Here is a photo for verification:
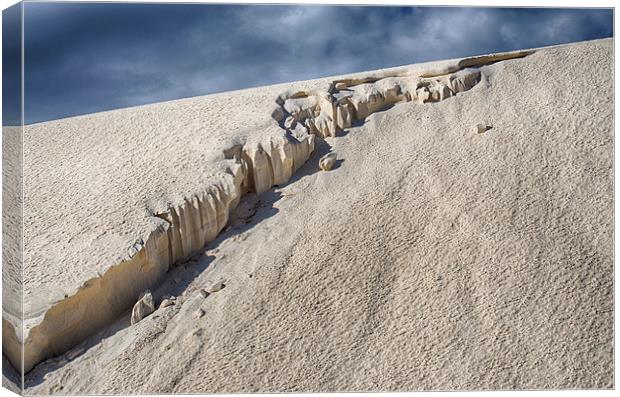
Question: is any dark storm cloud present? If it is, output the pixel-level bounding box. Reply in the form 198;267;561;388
2;2;22;126
10;3;614;124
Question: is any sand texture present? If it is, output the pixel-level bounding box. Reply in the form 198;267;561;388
2;126;23;393
4;38;614;392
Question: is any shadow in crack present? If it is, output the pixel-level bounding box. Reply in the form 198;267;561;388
24;304;135;387
2;355;21;393
331;159;345;170
292;137;333;178
210;190;282;245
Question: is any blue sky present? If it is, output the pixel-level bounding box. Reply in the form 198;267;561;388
2;3;614;125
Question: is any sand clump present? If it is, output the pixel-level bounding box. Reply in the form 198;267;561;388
319;153;338;171
130;291;155;325
206;282;226;293
159;298;175;309
474;124;492;134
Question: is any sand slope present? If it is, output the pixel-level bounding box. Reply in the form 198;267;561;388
8;38;531;373
9;38;615;392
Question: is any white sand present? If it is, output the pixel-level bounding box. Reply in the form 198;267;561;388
4;38;614;391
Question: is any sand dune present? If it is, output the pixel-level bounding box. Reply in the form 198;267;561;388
3;38;613;392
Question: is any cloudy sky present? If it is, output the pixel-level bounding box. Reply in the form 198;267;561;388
2;3;614;125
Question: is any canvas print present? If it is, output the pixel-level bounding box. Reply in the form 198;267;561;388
1;1;614;394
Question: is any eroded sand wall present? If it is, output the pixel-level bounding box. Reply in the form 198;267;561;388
8;50;533;373
21;224;170;373
12;133;315;373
